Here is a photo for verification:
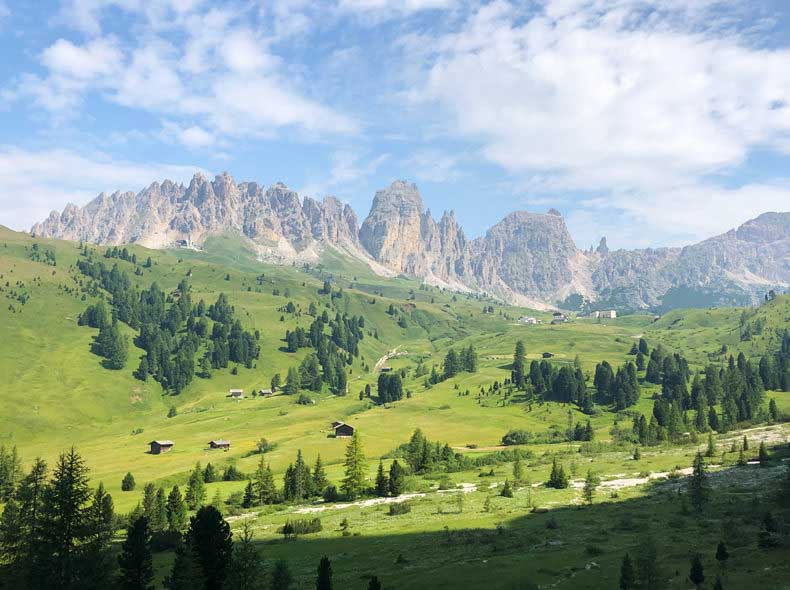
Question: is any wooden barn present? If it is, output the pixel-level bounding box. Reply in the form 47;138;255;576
149;440;174;455
229;389;244;399
332;421;355;437
208;439;231;450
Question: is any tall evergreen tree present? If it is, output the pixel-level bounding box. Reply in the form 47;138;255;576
166;486;188;532
117;516;155;590
185;463;206;510
39;447;93;590
341;431;367;500
689;554;705;589
512;340;527;388
228;521;263;590
388;460;406;496
312;455;328;494
689;452;710;512
316;556;333;590
375;461;389;497
185;506;233;590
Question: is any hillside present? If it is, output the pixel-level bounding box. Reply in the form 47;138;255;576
1;226;789;589
30;175;790;310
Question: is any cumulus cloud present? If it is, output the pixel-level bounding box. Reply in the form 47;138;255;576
0;146;203;230
408;0;790;244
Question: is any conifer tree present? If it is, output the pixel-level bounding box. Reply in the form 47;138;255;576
689;554;705;589
117;516;154;590
316;556;333;590
341;431;366;500
512;340;527;388
186;506;233;590
271;559;294;590
512;452;523;483
758;441;769;466
388;460;406;496
619;553;636;590
583;469;599;505
185;463;206;510
312;455;328;495
375;462;389;497
122;472;136;491
547;458;569;489
166;486;188;532
252;458;276;505
164;541;205;590
500;480;513;497
715;541;729;566
367;576;383;590
689;452;709;513
242;482;256;508
228;521;263;590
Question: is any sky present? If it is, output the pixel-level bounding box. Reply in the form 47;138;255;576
1;0;790;249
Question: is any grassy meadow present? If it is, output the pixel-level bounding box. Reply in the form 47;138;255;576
0;225;788;589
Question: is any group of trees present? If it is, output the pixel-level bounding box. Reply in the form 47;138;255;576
377;372;404;403
284;311;365;395
77;256;259;393
441;345;478;380
282;452;328;502
593;360;640;410
0;449;115;589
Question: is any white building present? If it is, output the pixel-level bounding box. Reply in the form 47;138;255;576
590;310;617;319
518;316;538;324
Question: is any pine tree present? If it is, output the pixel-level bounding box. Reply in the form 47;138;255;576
122;472;136;491
375;462;389;497
737;449;747;466
312;455;328;495
512;340;527;388
705;433;716;458
228;521;263;590
388;460;406;496
583;469;599;505
117;516;155;590
39;447;93;589
186;506;233;590
500;480;513;497
271;559;294;590
284;366;300;395
185;463;206;510
367;576;383;590
633;447;641;461
341;431;366;500
164;541;205;590
316;556;333;590
242;481;256;508
547;458;569;489
689;554;705;589
166;486;188;532
689;452;709;513
512;452;523;483
252;458;276;505
619;553;636;590
758;441;769;466
12;458;48;588
0;498;23;587
715;541;729;566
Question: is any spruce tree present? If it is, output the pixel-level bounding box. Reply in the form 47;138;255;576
619;553;636;590
689;452;709;512
253;458;276;505
39;447;93;589
117;516;154;590
312;455;328;495
164;541;205;590
166;486;188;532
512;340;527;388
186;506;233;590
375;461;389;497
715;541;729;566
316;556;332;590
388;460;406;496
758;442;769;466
185;463;206;510
512;452;523;483
242;482;256;508
271;559;294;590
705;433;716;458
583;469;599;505
367;576;383;590
228;521;263;590
689;554;705;589
341;431;366;500
122;472;136;491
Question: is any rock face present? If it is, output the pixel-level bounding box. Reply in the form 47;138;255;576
31;175;790;309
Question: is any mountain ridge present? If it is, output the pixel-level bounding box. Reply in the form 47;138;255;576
30;173;789;310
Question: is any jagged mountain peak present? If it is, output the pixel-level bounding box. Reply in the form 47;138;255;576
29;175;789;309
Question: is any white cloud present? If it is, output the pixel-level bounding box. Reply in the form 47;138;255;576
0;146;203;231
407;0;790;244
299;150;388;198
405;149;462;183
13;4;358;140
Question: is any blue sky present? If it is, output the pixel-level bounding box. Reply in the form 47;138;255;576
1;0;790;249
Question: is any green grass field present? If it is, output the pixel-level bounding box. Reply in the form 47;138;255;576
1;226;788;589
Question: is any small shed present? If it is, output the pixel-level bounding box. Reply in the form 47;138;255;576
208;439;231;450
259;389;273;396
333;422;355;437
149;440;174;455
229;389;244;399
380;366;393;372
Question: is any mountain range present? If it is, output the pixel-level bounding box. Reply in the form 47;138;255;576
30;173;789;311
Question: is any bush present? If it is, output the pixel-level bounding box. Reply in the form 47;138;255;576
281;518;322;537
296;393;314;405
501;429;532;446
542;352;554;358
256;438;276;454
121;472;135;491
389;502;412;516
222;464;246;481
323;485;339;502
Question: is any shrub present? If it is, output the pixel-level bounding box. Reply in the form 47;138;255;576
121;472;135;491
281;518;322;538
501;429;532;445
222;464;246;481
256;438;276;454
296;393;314;405
389;502;412;516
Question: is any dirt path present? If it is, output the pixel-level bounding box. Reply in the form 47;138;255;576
570;467;695;491
373;346;403;372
